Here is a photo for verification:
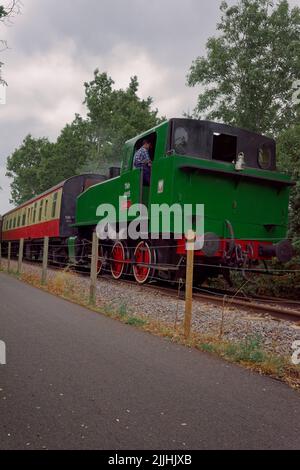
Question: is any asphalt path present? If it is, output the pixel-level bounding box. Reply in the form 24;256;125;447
0;272;299;450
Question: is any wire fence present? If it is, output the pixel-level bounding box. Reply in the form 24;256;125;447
0;236;196;336
1;236;299;272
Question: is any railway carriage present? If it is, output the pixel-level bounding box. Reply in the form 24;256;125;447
1;174;105;262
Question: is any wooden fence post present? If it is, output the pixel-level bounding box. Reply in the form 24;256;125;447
7;242;11;272
41;237;49;285
89;231;98;305
184;230;195;339
17;238;24;275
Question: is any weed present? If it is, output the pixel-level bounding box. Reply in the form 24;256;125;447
223;335;266;363
223;343;238;357
102;303;115;317
118;303;128;319
126;317;146;327
199;343;216;353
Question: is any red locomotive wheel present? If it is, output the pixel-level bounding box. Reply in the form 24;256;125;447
111;241;126;280
133;241;155;284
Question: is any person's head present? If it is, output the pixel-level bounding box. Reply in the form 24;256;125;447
143;139;151;150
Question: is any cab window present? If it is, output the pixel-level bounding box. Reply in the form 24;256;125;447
212;133;237;163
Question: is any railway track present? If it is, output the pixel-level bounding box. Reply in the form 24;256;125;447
193;291;300;323
98;274;300;324
2;257;300;324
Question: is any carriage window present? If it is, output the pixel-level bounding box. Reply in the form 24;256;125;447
39;200;44;221
17;215;21;227
212;133;237;163
22;213;26;226
13;218;16;228
45;199;48;218
52;193;58;218
33;203;37;223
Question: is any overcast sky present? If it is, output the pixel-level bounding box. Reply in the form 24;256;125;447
0;0;299;214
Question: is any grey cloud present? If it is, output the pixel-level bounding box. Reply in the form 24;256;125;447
1;0;224;213
11;0;220;59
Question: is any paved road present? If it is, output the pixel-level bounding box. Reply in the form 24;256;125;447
0;272;299;450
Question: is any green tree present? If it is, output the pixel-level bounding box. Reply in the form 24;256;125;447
0;2;21;23
277;124;300;247
5;117;93;205
6;71;163;205
6;135;55;205
0;5;7;19
83;71;163;172
37;115;93;188
187;0;300;136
